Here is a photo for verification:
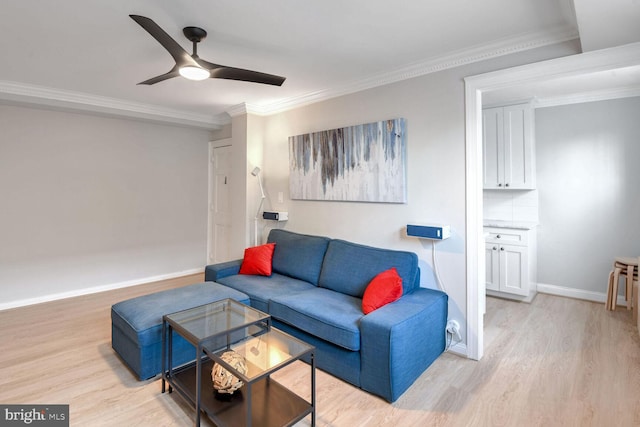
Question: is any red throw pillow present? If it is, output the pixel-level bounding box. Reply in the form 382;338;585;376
239;243;276;276
362;267;403;314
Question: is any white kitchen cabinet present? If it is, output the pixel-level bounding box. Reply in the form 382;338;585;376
484;226;537;301
483;103;535;190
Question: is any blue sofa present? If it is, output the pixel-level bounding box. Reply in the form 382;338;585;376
205;229;448;402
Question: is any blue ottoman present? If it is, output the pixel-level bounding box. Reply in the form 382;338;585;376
111;282;250;380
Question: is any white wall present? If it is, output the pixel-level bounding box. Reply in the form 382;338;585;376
535;96;640;293
247;41;581;343
0;105;211;309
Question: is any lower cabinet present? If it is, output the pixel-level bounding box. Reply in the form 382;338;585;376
484;226;537;300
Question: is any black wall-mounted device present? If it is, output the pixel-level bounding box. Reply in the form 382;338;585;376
262;211;288;221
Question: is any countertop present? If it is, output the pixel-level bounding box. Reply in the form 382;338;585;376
483;219;538;230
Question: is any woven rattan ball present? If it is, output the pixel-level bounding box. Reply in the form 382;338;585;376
212;350;247;394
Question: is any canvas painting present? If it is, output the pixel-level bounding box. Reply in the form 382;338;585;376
289;118;407;203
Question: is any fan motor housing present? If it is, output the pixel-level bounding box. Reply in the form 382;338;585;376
183;26;207;42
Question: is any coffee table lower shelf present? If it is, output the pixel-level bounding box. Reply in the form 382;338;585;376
167;360;313;427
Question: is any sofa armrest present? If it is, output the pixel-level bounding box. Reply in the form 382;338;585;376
359;288;448;402
204;260;242;282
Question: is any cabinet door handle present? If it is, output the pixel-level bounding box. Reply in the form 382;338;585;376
493;246;497;250
505;183;510;187
498;183;503;187
496;235;501;239
500;247;504;251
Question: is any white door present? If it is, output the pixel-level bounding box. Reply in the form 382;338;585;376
208;143;232;264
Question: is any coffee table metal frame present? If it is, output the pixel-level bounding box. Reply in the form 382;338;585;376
161;299;316;427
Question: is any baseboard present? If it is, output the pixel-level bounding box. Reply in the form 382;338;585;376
446;341;468;357
0;268;204;311
486;288;537;303
536;282;627;306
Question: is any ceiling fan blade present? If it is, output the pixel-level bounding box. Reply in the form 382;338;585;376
212;67;286;86
130;14;197;67
196;58;285;86
138;68;180;85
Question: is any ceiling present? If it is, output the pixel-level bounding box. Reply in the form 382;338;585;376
0;1;638;128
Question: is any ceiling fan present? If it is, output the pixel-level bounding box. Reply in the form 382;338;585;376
129;15;286;86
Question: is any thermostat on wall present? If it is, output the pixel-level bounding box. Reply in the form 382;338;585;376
263;211;288;221
406;224;450;240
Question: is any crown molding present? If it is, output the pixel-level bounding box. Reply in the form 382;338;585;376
226;102;274;117
0;80;224;130
226;103;249;117
250;24;579;115
535;86;640;108
227;102;270;117
465;42;640;93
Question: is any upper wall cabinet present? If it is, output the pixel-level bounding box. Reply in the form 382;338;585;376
483;103;536;190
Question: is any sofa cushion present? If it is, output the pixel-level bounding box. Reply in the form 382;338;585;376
318;239;420;297
362;267;403;314
267;229;330;285
239;243;275;276
270;288;363;351
216;273;316;314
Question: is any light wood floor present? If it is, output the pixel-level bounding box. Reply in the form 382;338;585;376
1;275;639;426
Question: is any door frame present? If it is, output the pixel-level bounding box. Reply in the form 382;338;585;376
207;139;232;265
464;42;640;360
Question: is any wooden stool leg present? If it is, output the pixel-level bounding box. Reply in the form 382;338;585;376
606;270;615;311
636;280;640;331
611;267;622;310
626;264;634;310
633;281;638;324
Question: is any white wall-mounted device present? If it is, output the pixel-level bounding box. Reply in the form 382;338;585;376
263;211;288;221
406;224;450;240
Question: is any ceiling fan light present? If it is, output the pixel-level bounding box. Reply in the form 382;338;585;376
179;66;210;81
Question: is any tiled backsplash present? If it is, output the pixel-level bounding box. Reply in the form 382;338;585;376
483;190;539;223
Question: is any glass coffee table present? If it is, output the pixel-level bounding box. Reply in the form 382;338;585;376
162;299;316;427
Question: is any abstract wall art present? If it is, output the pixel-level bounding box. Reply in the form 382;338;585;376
289;118;407;203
